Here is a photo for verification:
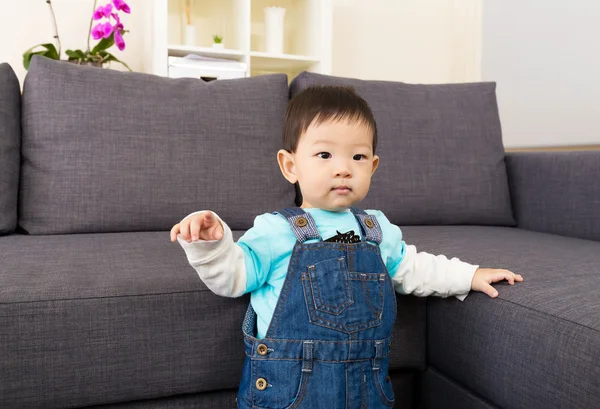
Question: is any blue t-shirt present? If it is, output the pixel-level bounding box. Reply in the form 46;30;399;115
236;208;406;339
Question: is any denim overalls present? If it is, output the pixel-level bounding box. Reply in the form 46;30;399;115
237;207;397;409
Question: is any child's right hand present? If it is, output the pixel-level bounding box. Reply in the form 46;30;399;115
170;211;224;243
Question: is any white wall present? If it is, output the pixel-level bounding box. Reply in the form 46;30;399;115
2;0;480;86
482;1;600;148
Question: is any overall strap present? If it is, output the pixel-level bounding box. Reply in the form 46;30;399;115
274;208;322;243
350;207;383;244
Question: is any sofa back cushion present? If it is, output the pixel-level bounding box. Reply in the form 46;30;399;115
20;57;294;234
0;63;21;235
290;72;515;226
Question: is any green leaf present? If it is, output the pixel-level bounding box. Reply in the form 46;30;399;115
23;51;46;71
102;52;132;71
22;43;60;70
91;34;115;55
65;49;86;60
37;43;59;59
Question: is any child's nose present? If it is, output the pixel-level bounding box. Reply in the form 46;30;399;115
334;161;352;178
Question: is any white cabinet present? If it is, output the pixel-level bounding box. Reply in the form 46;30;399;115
146;0;332;80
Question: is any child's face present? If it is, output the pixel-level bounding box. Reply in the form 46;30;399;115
278;119;379;211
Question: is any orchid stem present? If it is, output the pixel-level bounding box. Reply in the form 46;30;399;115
87;0;98;52
46;0;61;57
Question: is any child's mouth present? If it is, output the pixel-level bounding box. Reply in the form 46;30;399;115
332;186;352;195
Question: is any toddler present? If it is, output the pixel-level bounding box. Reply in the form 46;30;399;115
170;86;523;409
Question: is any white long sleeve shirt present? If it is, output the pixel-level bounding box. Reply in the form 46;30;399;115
177;209;478;338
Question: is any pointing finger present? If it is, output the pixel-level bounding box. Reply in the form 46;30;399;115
202;211;215;228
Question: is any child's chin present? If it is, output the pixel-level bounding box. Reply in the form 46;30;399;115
325;199;360;211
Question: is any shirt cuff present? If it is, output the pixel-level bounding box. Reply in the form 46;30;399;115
176;211;233;263
452;263;479;301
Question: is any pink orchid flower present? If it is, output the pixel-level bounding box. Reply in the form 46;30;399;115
111;13;126;50
91;21;114;40
112;0;130;13
93;3;113;20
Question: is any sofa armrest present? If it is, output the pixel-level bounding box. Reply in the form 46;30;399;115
505;151;600;241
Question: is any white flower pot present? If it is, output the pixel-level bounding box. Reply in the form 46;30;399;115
264;6;286;54
212;43;224;49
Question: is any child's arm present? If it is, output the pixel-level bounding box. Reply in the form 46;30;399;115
372;210;522;299
170;211;247;297
391;243;477;300
393;245;523;299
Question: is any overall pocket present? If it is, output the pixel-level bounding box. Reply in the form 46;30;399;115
302;257;385;333
307;257;353;315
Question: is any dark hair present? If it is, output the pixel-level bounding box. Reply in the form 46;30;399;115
283;85;377;153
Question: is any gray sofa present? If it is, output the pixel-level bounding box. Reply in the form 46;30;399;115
1;56;598;409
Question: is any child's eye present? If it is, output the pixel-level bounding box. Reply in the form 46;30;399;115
353;154;367;161
317;152;331;159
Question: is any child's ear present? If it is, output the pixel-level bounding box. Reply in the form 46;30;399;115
277;149;298;184
371;155;380;175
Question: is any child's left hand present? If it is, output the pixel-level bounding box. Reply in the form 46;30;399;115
471;268;524;298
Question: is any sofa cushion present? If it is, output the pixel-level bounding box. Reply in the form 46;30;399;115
20;56;295;234
0;230;425;409
506;151;600;242
290;72;515;227
420;367;498;409
0;63;20;235
400;225;600;409
85;373;417;409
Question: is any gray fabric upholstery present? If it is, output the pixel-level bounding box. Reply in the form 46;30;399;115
0;232;246;409
289;72;515;227
397;226;600;409
0;63;20;235
506;151;600;242
0;231;424;409
420;367;499;409
389;371;417;409
20;56;295;234
88;372;416;409
87;389;240;409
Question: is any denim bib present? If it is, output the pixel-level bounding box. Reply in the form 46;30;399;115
237;207;397;409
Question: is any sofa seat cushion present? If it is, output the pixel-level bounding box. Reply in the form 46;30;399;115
401;226;600;409
0;231;425;409
0;231;247;409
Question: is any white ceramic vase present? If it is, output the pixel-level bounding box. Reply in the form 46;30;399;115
184;25;196;46
264;7;286;54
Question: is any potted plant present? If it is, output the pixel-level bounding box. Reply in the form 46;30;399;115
212;34;224;49
22;0;131;71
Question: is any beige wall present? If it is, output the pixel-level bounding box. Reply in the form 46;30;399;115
2;0;481;86
331;0;481;83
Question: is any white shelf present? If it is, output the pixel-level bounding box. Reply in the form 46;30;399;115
148;0;332;79
168;45;246;61
250;51;320;71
